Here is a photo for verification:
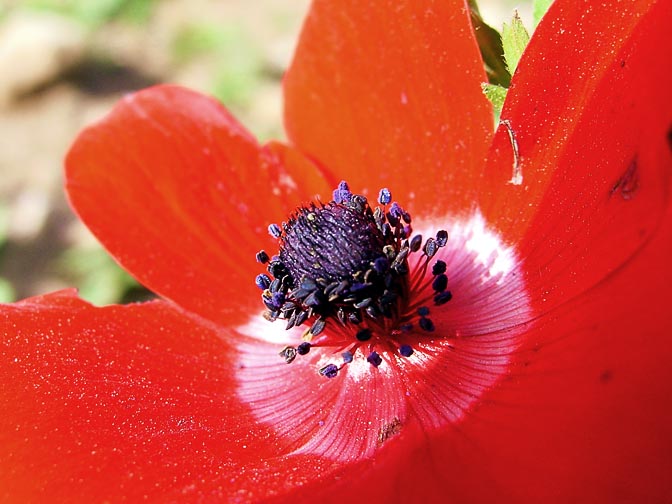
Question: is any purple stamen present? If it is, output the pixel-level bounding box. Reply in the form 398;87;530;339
319;363;339;378
367;351;383;367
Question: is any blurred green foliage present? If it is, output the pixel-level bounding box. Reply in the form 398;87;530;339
172;23;263;109
0;204;15;303
0;204;8;249
59;247;144;306
23;0;155;26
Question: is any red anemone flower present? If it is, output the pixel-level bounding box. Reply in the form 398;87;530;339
2;0;672;502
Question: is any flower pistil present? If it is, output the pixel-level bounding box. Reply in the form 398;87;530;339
255;181;452;377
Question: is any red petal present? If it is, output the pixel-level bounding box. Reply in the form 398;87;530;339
284;0;493;216
446;201;672;502
483;0;672;310
0;291;294;501
236;328;409;461
66;85;330;325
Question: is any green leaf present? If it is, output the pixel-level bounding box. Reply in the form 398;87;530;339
467;0;511;87
502;11;530;75
533;0;555;27
481;83;507;125
481;83;507;109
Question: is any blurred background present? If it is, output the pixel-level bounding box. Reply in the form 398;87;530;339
0;0;530;305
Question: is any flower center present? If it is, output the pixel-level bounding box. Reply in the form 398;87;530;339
255;181;451;377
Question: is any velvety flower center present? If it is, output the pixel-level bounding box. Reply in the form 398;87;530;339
255;181;452;377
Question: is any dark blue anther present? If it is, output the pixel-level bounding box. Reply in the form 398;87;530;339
319;363;339;378
399;323;413;332
373;256;389;274
399;345;414;357
434;290;453;305
270;291;285;309
367;351;383;367
300;278;318;291
310;318;326;336
432;273;448;292
417;306;430;317
410;234;423;252
332;181;352;204
269;278;281;293
256;250;270;264
290;286;312;300
419;317;435;332
349;282;368;292
347;194;367;212
255;274;271;290
379;290;397;306
436;230;448;247
354;298;372;309
386;212;400;227
281;301;296;312
262;297;277;312
303;290;325;307
324;281;342;296
423;238;438;258
342;351;353;363
378;188;392;205
297;342;311;355
279;346;297;364
432;260;447;276
389;202;403;219
267;260;287;279
268;223;282;238
356;328;372;341
285;312;297;330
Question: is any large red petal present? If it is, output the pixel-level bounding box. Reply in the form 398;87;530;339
284;0;493;218
66;85;330;325
438;190;672;503
483;0;672;311
0;292;286;501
